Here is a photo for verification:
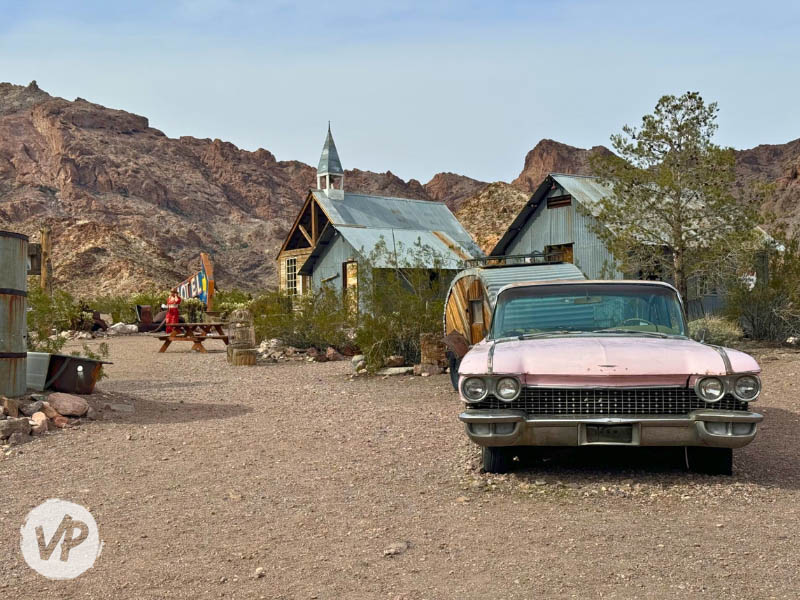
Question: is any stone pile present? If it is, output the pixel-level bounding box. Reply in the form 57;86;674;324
256;339;350;364
0;392;96;447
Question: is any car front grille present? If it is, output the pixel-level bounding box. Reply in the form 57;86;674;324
470;387;749;415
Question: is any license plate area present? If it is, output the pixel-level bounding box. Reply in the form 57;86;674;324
583;424;635;444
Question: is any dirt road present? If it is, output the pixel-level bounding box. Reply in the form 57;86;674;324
2;336;799;599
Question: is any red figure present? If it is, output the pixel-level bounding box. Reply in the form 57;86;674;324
166;288;181;333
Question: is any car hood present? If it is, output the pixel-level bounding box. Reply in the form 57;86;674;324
459;336;760;386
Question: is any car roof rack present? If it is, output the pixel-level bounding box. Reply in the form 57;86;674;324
464;251;566;269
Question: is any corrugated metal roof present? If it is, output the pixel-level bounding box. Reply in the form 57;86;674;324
317;125;344;175
335;226;472;270
551;174;613;216
310;190;482;258
451;263;587;307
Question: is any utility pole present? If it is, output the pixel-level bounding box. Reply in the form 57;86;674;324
40;225;52;295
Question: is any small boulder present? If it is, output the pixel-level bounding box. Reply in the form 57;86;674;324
325;347;345;361
384;355;405;368
414;363;444;377
0;417;32;439
351;354;365;366
3;397;20;418
376;366;414;376
8;431;31;446
30;412;48;434
40;401;60;419
48;393;89;417
19;400;44;417
85;407;98;420
52;415;69;429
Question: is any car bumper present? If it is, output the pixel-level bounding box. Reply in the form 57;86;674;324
459;409;763;448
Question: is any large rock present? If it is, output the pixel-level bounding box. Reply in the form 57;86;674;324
48;393;89;417
0;417;32;439
19;400;44;417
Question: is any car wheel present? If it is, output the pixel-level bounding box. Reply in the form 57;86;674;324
482;446;514;474
685;447;733;476
448;352;461;391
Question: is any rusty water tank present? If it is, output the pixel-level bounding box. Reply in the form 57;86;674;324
0;230;28;397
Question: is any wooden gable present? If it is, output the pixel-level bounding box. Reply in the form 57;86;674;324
277;192;332;258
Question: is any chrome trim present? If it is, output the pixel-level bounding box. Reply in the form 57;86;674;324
694;376;725;403
461;376;490;403
459;409;763;448
495;376;522;402
487;341;496;375
695;374;761;403
521;383;687;390
710;345;733;375
460;375;522;403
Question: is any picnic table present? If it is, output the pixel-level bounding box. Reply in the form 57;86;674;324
156;323;229;353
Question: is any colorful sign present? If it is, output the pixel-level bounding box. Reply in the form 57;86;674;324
176;253;215;309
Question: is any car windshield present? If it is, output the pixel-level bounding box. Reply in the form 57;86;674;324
490;283;687;339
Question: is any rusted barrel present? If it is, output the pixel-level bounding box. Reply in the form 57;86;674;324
0;230;28;397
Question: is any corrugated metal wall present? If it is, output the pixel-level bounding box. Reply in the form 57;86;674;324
310;233;360;293
503;185;622;280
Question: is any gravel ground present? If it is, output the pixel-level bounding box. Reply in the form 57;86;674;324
2;336;799;599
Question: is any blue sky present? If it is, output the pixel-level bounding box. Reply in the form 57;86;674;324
1;1;798;183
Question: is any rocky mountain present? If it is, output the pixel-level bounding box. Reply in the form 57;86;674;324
733;139;800;228
455;183;530;254
423;172;486;211
511;139;612;193
0;82;472;295
2;80;799;295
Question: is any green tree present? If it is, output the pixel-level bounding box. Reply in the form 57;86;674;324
590;91;759;299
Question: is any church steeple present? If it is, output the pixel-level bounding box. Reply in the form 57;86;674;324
317;123;344;199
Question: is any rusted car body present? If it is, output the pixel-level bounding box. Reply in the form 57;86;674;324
457;280;763;475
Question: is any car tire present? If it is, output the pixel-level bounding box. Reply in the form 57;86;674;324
482;446;514;474
685;447;733;476
448;352;461;391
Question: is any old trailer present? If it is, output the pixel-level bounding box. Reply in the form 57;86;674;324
442;255;586;388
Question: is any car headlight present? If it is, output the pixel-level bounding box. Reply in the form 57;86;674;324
495;377;520;401
696;377;725;403
733;375;760;401
462;377;488;402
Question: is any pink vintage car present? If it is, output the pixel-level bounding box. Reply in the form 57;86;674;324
458;280;763;475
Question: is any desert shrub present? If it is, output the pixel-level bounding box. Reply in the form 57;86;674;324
354;240;455;370
249;239;457;367
215;289;253;305
724;236;800;342
251;287;353;350
93;290;169;323
688;317;743;346
182;298;206;322
26;284;78;353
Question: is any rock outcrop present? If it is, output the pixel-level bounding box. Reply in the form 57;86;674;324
455;183;531;254
2;80;799;294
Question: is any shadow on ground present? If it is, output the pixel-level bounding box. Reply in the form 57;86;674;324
488;405;799;489
88;393;252;426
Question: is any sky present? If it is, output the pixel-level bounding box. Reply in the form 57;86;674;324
1;0;799;183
